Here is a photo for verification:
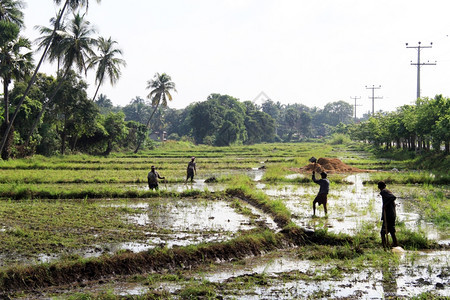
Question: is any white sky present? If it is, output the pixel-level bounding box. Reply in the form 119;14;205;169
22;0;450;116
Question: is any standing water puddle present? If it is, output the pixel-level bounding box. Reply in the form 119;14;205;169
260;173;449;244
86;248;448;299
97;198;277;255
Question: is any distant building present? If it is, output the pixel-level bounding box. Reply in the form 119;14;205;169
149;131;167;141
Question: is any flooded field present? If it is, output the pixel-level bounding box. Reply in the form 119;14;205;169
28;248;449;299
0;144;448;298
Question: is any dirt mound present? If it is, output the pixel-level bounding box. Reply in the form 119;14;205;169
299;157;362;173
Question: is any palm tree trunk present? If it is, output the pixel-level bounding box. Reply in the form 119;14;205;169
133;103;159;153
3;79;9;124
92;74;104;101
92;83;101;102
0;0;69;158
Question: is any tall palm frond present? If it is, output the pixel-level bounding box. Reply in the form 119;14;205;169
146;72;177;109
54;0;101;11
57;12;97;75
88;36;126;101
34;14;67;71
0;0;25;28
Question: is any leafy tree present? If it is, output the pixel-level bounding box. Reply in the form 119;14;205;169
94;93;113;114
88;36;126;101
0;0;102;157
322;100;353;126
0;33;33;124
122;96;151;124
244;101;275;144
102;111;128;155
164;106;192;139
25;12;97;146
49;70;96;154
123;120;147;150
261;99;282;120
190;99;222;144
215;109;246;146
0;21;33;159
8;73;54;155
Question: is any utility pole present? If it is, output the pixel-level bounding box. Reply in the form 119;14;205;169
350;96;361;121
406;42;436;100
365;85;382;116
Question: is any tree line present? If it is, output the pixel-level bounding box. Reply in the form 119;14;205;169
1;0;448;158
346;95;449;153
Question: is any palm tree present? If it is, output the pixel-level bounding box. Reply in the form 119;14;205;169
134;72;176;153
58;12;97;75
88;36;126;101
0;36;33;122
34;14;67;72
24;12;97;147
0;0;101;157
0;0;25;28
0;35;33;159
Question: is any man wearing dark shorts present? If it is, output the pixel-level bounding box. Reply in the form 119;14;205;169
378;181;398;248
312;171;330;216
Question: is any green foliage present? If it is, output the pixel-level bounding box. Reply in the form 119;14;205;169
328;133;351;145
351;95;450;155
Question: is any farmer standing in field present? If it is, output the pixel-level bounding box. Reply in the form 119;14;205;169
378;181;399;248
312;170;330;216
185;156;197;183
148;165;165;190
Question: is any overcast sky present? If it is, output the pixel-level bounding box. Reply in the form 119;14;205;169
22;0;450;116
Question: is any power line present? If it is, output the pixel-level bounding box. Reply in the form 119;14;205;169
350;96;361;121
406;41;436;100
365;85;382;116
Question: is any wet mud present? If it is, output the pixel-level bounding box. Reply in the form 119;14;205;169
1;168;449;298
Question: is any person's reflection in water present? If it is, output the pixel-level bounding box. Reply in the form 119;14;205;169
381;264;398;299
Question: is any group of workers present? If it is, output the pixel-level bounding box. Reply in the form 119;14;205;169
147;156;197;190
311;169;398;249
148;157;398;249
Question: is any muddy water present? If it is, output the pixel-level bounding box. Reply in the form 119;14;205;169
197;249;450;299
155;168;265;192
10;168;450;299
2;196;277;266
56;248;448;299
194;249;449;299
260;173;449;244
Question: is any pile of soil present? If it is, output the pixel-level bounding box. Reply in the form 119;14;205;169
298;157;363;173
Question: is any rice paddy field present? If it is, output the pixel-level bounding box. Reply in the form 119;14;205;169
0;142;448;299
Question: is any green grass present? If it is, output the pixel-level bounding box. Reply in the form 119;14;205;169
0;142;447;297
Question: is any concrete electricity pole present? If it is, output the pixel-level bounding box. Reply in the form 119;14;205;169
365;85;382;116
350;96;361;121
406;42;436;100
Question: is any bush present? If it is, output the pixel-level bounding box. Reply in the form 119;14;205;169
329;133;351;145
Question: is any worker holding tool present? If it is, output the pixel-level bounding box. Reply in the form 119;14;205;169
378;181;399;249
309;157;329;216
148;165;165;190
312;170;329;216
